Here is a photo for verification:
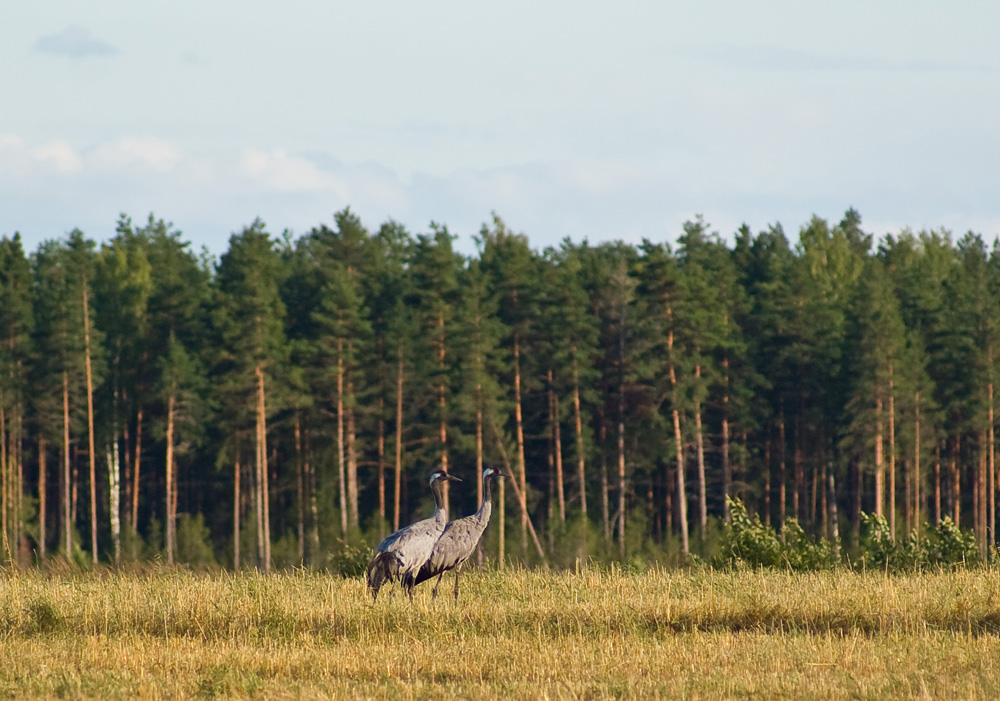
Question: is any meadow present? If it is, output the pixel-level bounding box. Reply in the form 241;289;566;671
2;564;1000;699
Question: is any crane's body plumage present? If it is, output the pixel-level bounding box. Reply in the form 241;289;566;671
365;470;460;601
412;466;501;598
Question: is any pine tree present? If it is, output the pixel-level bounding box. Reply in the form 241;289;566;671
215;219;288;571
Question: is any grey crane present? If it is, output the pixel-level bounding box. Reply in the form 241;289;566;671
411;465;503;599
365;469;462;601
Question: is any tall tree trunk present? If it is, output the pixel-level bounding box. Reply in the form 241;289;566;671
107;441;120;565
62;370;71;558
132;407;143;533
553;376;566;524
889;365;896;539
763;435;771;526
476;383;485;566
695;364;707;543
394;348;404;531
234;440;240;570
600;417;610;542
295;413;305;562
617;382;626;558
986;380;997;550
307;426;319;558
83;282;97;564
1;400;8;564
778;409;786;528
952;436;960;526
347;377;359;530
934;444;941;525
377;398;385;537
437;312;450;512
165;391;175;564
513;332;527;553
672;406;687;555
336;344;347;536
875;394;885;516
828;465;840;558
109;365;121;564
572;357;587;518
39;436;47;559
914;391;921;536
256;365;271;572
721;357;731;521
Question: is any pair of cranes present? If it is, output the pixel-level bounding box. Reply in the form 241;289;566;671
365;466;502;601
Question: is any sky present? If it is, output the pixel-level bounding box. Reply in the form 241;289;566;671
2;2;999;258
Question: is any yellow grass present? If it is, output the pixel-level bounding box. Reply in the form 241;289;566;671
2;565;1000;698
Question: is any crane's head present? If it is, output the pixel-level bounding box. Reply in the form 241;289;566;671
428;470;462;488
483;465;503;481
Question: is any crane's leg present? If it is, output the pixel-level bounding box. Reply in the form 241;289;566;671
453;567;460;600
432;572;444;599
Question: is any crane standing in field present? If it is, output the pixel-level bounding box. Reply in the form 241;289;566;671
411;465;503;599
365;469;462;601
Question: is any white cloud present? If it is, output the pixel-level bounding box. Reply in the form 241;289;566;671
34;141;83;173
239;148;347;197
33;25;118;58
92;136;181;172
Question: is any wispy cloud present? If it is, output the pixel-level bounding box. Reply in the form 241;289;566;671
34;25;118;58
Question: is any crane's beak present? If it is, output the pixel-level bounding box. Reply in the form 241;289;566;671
444;473;463;482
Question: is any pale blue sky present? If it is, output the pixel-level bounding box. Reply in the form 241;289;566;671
3;2;999;256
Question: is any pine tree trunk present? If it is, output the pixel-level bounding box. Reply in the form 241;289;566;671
934;444;941;525
952;436;961;526
347;377;359;531
889;365;896;539
62;371;71;558
722;357;731;522
83;282;97;564
779;409;787;527
295;413;305;562
695;364;706;543
875;394;885;516
914;391;921;536
165;391;175;565
39;436;47;559
336;344;347;536
437;313;450;513
600;417;610;542
256;365;271;572
668;321;688;555
513;332;527;554
1;400;8;564
234;440;240;570
377;398;385;536
394;348;404;531
828;466;840;558
763;436;771;526
132;407;143;532
476;383;485;566
553;377;566;524
986;380;997;550
573;357;587;518
617;388;626;557
307;426;319;558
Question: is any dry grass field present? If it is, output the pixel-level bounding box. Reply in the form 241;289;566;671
2;564;1000;699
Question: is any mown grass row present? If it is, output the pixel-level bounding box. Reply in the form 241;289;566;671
1;566;1000;698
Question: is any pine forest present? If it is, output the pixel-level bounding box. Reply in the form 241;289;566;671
2;206;999;571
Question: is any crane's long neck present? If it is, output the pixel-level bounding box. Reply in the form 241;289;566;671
431;481;448;523
475;477;494;525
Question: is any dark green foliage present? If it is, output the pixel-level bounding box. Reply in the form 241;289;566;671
719;497;836;571
858;513;980;571
6;206;1000;573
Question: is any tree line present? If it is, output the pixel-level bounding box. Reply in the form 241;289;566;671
0;207;997;570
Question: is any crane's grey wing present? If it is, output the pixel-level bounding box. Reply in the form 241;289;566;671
426;519;480;572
